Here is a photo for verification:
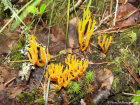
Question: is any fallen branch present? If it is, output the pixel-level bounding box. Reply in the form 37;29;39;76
4;76;16;87
88;62;111;65
122;92;140;96
94;21;140;34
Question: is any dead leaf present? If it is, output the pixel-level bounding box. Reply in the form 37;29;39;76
115;3;139;27
0;91;8;103
8;86;23;99
0;84;5;91
119;0;128;4
50;83;56;90
67;17;79;49
95;68;114;90
0;67;15;83
0;76;4;83
100;52;106;59
0;29;19;54
48;91;55;103
0;67;16;87
35;26;66;54
59;48;73;54
128;0;136;2
73;49;79;54
66;48;72;54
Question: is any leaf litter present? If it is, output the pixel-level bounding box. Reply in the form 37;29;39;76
1;0;140;104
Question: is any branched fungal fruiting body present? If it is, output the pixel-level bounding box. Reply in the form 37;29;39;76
27;35;50;67
98;34;112;53
78;9;96;51
45;54;88;90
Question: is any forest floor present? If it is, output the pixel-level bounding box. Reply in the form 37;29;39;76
0;0;140;105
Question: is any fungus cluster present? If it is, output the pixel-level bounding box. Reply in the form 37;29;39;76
78;9;96;51
45;54;88;90
27;35;50;67
98;34;112;53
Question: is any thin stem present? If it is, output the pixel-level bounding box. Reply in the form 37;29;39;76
0;0;34;33
113;0;118;26
9;0;42;32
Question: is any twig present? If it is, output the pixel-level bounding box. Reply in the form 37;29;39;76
94;22;140;34
69;0;83;13
94;13;113;31
102;5;108;20
88;62;111;65
113;0;118;26
129;83;136;93
4;76;16;87
8;60;30;62
110;0;112;14
122;92;140;96
121;60;140;87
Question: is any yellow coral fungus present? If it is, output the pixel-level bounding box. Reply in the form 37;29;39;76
46;54;88;90
78;9;96;51
27;35;50;67
40;47;50;66
65;54;88;80
45;63;73;90
98;34;112;53
27;35;42;67
46;63;63;82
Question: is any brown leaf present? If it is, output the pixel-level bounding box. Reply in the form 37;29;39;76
119;0;128;4
0;76;4;83
0;67;15;83
8;86;23;99
66;48;72;54
73;49;79;54
0;84;5;91
95;68;114;90
50;83;56;90
0;75;5;91
67;37;75;48
0;29;19;54
67;17;79;49
99;52;106;59
128;0;136;3
50;26;66;42
50;33;58;42
48;91;55;103
0;91;8;103
115;3;139;27
35;26;66;54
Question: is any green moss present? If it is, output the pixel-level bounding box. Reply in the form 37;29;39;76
37;98;44;105
67;81;81;94
0;60;4;67
112;77;120;92
54;102;61;105
18;93;25;99
9;38;26;70
114;93;123;101
131;90;140;105
73;82;81;94
86;87;92;94
85;71;95;84
17;88;41;104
